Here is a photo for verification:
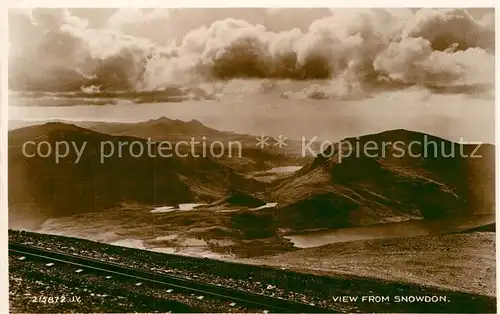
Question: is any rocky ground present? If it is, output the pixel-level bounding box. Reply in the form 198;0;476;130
9;252;263;313
9;230;496;313
250;232;496;297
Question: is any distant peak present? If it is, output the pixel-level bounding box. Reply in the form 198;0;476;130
151;116;174;123
41;121;81;131
374;129;420;136
345;128;452;144
9;121;92;140
187;119;204;125
146;117;206;126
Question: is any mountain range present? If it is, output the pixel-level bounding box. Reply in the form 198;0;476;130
8;119;495;234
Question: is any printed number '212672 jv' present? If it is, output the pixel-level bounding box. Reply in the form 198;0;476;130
31;296;82;304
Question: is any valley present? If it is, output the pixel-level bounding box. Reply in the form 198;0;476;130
8;119;496;260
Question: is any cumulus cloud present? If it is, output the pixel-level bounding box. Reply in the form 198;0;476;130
402;8;495;51
8;8;495;94
373;38;494;85
106;8;171;29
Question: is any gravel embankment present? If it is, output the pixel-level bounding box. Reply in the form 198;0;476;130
250;232;496;297
9;230;496;313
10;253;260;313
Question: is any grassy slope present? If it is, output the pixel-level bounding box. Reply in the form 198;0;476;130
268;129;495;231
249;232;496;297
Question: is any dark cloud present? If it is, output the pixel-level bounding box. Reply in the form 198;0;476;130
8;8;495;93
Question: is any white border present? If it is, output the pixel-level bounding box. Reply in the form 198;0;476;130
5;1;499;8
1;3;499;314
1;3;8;314
495;7;499;314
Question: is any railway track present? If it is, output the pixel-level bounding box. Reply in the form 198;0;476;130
9;242;334;313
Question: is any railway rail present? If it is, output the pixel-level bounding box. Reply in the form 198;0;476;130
9;242;335;313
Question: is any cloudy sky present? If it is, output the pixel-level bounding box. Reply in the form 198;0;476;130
8;8;495;92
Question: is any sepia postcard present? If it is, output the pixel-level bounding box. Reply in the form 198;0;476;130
4;6;497;313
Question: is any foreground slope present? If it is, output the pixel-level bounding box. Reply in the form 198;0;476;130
250;231;495;297
9;230;497;313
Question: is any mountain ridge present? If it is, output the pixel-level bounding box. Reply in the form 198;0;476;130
8;122;264;225
265;128;494;231
8;121;495;235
